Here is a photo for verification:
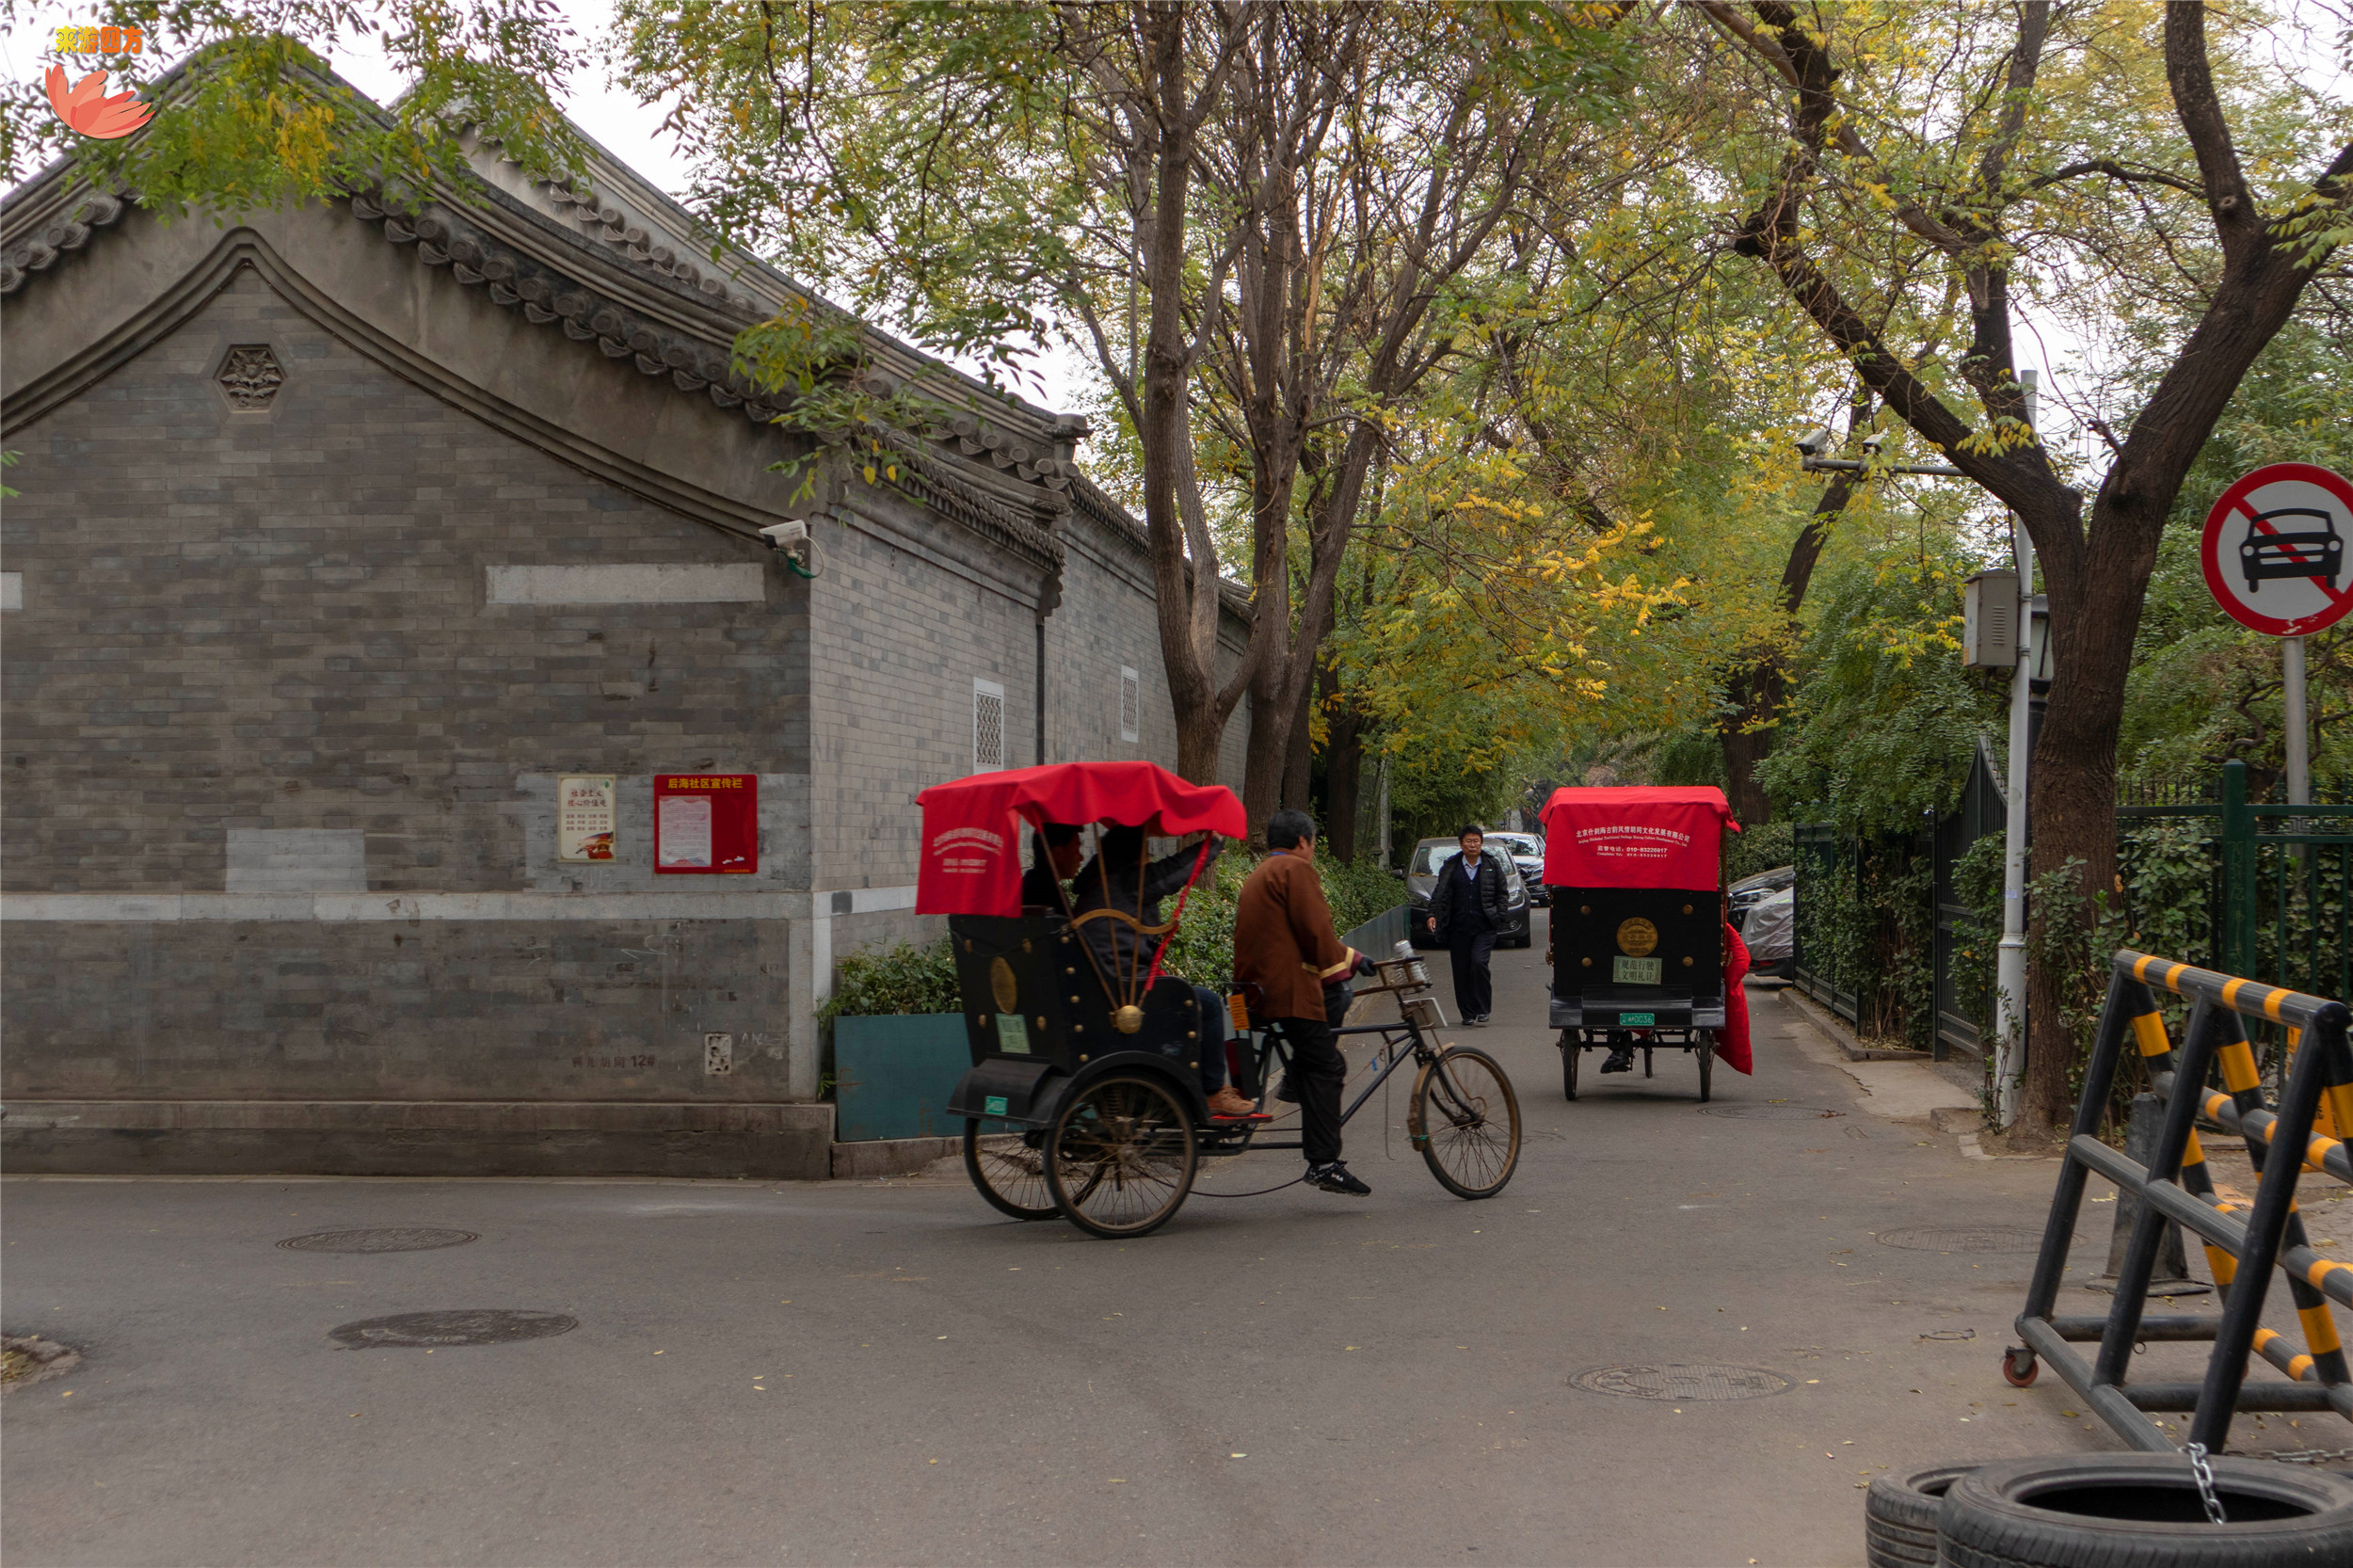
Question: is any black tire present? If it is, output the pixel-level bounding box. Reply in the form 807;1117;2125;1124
1044;1076;1197;1240
963;1120;1055;1221
1697;1036;1715;1103
1864;1464;1974;1568
1561;1035;1579;1101
1413;1046;1521;1198
1938;1452;2353;1568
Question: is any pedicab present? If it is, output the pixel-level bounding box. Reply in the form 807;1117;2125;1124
918;760;1521;1239
1543;785;1748;1102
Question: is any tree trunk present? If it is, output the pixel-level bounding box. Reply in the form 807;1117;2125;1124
1281;653;1322;812
1719;464;1857;824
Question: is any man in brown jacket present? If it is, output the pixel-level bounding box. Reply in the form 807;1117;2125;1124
1233;809;1375;1194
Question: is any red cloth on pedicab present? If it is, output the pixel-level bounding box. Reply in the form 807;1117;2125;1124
1718;923;1753;1076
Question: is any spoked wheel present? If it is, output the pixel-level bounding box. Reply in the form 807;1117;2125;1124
1697;1036;1716;1104
1412;1046;1521;1199
963;1120;1056;1221
1045;1076;1197;1240
1560;1031;1580;1101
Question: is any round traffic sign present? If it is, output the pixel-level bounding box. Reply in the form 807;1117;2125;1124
2200;462;2353;637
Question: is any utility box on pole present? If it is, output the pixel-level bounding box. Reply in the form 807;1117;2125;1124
1963;570;2021;669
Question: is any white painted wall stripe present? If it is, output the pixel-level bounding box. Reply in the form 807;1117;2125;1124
486;564;766;604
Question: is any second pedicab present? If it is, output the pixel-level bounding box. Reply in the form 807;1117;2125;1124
914;760;1522;1239
1542;784;1750;1102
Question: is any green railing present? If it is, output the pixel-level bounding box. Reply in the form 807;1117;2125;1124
2116;760;2352;1010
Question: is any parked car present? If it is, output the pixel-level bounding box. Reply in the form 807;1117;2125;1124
1728;863;1795;936
1483;831;1548;905
1740;886;1796;980
1404;838;1533;950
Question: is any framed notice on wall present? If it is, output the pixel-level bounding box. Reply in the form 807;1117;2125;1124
557;776;616;861
654;774;758;873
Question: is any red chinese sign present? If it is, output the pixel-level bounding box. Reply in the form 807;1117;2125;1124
653;774;758;874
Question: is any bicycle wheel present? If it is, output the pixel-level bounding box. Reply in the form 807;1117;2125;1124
964;1120;1056;1221
1045;1076;1197;1239
1697;1035;1715;1103
1412;1046;1520;1199
1560;1031;1579;1101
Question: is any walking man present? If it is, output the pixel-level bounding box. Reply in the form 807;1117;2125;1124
1234;809;1375;1195
1425;824;1506;1025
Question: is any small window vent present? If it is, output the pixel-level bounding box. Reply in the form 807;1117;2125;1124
974;679;1006;771
1119;666;1142;744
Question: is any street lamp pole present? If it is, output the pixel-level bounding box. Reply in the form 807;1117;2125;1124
1992;370;2040;1132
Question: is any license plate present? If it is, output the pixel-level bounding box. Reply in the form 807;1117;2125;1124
1618;1012;1657;1027
994;1013;1032;1054
1613;955;1662;984
984;1095;1010;1116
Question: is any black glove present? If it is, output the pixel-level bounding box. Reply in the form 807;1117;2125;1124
1354;953;1379;979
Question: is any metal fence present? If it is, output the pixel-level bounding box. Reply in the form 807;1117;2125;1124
1796;759;2352;1059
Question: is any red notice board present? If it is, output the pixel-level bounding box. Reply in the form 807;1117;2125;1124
654;774;758;874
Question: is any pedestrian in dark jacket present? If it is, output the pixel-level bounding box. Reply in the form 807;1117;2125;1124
1424;824;1508;1025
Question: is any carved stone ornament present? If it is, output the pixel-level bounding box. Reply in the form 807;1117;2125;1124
216;344;285;411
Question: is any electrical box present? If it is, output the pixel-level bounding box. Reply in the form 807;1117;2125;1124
1964;569;2021;669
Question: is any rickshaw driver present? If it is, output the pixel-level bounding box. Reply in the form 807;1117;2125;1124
1233;809;1380;1195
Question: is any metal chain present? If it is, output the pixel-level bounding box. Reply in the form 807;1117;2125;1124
2185;1443;2229;1525
2242;1447;2353;1466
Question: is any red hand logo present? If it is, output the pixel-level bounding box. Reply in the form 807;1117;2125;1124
44;64;153;140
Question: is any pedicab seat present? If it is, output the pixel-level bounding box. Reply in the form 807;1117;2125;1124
939;912;1208;1129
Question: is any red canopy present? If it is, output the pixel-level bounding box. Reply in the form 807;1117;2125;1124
1540;786;1740;889
915;760;1247;917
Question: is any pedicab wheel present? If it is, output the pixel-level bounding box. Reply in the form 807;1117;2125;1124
1044;1076;1197;1240
1561;1032;1580;1101
1697;1035;1715;1103
963;1119;1056;1221
2000;1344;2039;1387
1412;1046;1521;1199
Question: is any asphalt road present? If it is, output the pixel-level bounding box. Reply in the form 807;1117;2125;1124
0;911;2239;1566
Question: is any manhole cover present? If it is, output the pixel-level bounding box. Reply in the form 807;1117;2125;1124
278;1227;479;1253
1570;1364;1791;1402
328;1310;576;1350
1697;1105;1845;1120
1877;1226;2041;1253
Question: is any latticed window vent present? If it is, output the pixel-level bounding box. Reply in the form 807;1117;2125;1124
1119;666;1141;743
973;679;1006;771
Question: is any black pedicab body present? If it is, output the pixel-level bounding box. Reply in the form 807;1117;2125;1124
916;761;1520;1238
1540;786;1739;1103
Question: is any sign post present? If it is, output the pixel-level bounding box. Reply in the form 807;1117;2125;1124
2200;462;2353;812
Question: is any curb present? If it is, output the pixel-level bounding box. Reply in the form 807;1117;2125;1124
1773;984;1931;1063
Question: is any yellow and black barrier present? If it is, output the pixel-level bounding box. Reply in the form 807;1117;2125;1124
2008;951;2353;1454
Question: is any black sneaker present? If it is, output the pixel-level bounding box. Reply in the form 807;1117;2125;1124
1307;1161;1370;1196
1601;1050;1634;1074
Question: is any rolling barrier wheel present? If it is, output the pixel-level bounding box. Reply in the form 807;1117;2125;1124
2000;1345;2039;1387
963;1120;1055;1221
1044;1076;1196;1240
1413;1047;1521;1199
1937;1452;2353;1568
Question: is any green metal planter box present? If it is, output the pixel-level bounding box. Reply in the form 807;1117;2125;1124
832;1013;969;1143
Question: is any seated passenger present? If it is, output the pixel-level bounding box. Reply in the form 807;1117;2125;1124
1019;822;1084;910
1073;824;1256;1120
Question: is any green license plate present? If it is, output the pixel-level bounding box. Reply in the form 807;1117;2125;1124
983;1095;1009;1116
1617;1012;1657;1027
1613;955;1662;984
994;1014;1032;1054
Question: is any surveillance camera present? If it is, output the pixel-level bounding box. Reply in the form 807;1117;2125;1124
1795;425;1834;457
759;519;810;550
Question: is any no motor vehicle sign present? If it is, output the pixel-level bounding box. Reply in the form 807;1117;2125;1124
2200;462;2353;637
